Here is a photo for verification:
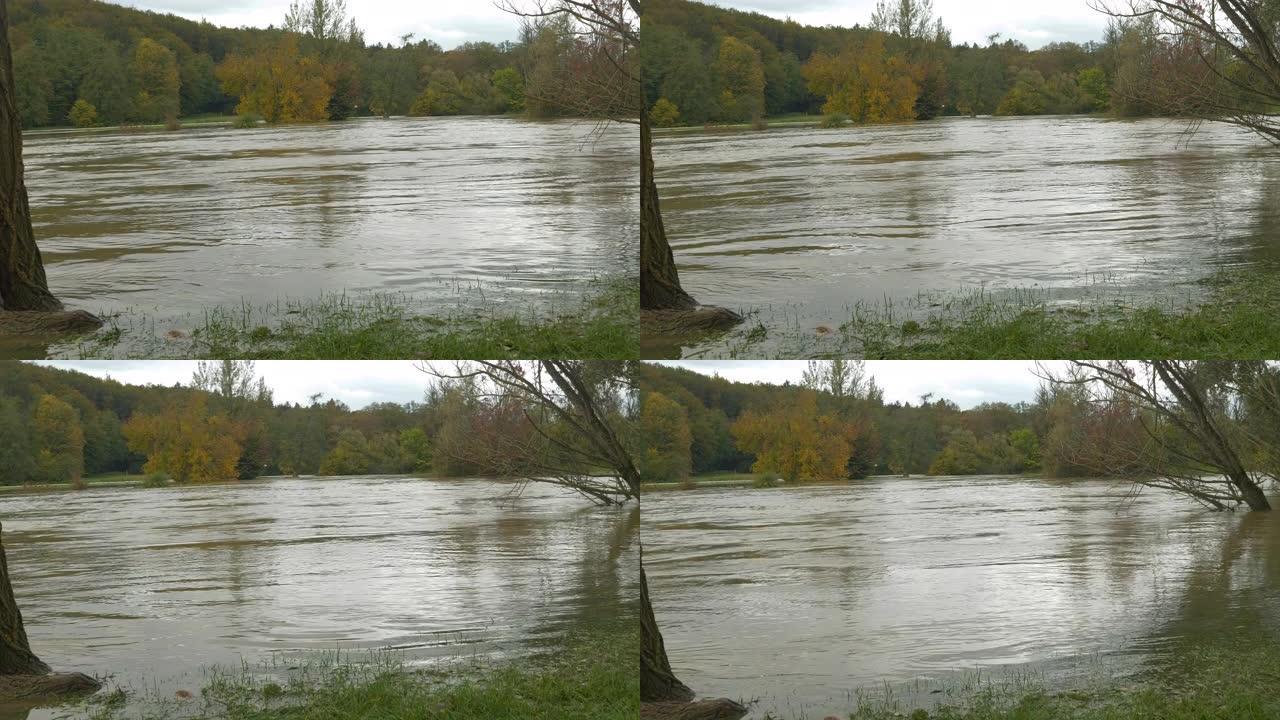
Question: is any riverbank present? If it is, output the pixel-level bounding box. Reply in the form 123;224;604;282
668;267;1280;359
840;630;1280;720
65;623;636;720
58;275;636;360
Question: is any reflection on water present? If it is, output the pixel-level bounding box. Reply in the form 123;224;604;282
655;117;1280;356
0;476;638;720
23;117;637;319
643;476;1280;719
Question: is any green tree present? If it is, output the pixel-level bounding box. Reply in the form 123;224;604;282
0;396;34;484
492;67;525;112
67;99;97;127
640;391;693;483
712;35;766;122
928;429;981;475
649;97;679;127
319;428;372;475
33;394;85;484
130;38;181;123
399;427;431;473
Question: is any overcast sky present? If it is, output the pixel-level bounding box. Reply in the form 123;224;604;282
118;0;521;49
32;361;440;409
653;361;1068;408
707;0;1110;49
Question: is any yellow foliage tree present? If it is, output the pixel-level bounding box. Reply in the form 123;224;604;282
131;38;181;123
731;391;852;482
804;35;918;124
217;38;333;124
639;391;692;482
712;36;766;122
123;395;244;483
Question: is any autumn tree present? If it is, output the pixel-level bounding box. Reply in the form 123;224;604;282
639;390;692;482
123;395;244;483
130;38;180;123
732;391;852;482
871;0;939;40
805;35;919;123
0;395;33;484
32;394;84;484
217;38;333;123
319;428;372;475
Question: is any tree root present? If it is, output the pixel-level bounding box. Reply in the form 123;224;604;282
642;306;744;337
641;698;749;720
0;672;101;702
0;310;103;336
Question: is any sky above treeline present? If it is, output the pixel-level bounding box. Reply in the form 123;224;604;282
117;0;521;49
706;0;1111;49
33;361;437;409
655;361;1068;409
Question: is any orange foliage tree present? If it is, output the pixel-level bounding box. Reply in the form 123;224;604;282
731;391;852;482
216;38;333;123
123;395;244;483
804;34;918;123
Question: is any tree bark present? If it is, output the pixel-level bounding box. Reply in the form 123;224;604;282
0;522;50;676
640;561;693;702
640;114;697;311
0;0;62;313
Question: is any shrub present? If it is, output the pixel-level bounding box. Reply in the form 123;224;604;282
68;99;99;128
753;472;781;488
233;113;261;129
819;113;850;128
142;472;170;488
649;98;680;127
164;115;182;131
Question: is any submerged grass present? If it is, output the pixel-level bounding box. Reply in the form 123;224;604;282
685;268;1280;359
66;276;636;360
71;625;636;720
832;631;1280;720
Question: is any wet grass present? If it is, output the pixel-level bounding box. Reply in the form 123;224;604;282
70;625;636;720
66;276;636;360
678;269;1280;359
825;632;1280;720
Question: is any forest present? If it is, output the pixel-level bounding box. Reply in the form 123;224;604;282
643;0;1181;126
0;360;569;486
639;360;1280;502
10;0;592;128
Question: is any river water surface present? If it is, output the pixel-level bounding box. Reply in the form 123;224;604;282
16;117;637;358
643;476;1280;719
0;476;638;719
654;116;1279;357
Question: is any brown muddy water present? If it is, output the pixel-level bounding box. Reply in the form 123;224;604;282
653;116;1280;358
14;116;637;358
0;476;638;719
642;476;1280;719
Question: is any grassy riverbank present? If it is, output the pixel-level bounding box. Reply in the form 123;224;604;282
75;624;636;720
818;631;1280;720
66;276;636;360
682;269;1280;359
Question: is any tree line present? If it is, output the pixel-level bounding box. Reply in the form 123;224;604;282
638;360;1280;495
0;360;606;486
9;0;599;129
643;0;1214;127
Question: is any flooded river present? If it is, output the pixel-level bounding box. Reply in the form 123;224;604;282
642;476;1280;719
0;476;638;719
16;116;637;358
654;116;1279;357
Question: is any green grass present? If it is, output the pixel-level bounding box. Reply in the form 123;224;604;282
0;472;145;492
76;625;637;720
757;631;1280;720
70;276;636;360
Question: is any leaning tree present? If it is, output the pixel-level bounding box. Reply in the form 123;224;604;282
1092;0;1280;144
0;0;100;332
1045;360;1277;511
424;360;743;719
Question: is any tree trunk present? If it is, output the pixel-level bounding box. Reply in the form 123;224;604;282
640;560;693;702
0;0;62;313
1230;470;1271;512
640;114;696;311
0;522;50;677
